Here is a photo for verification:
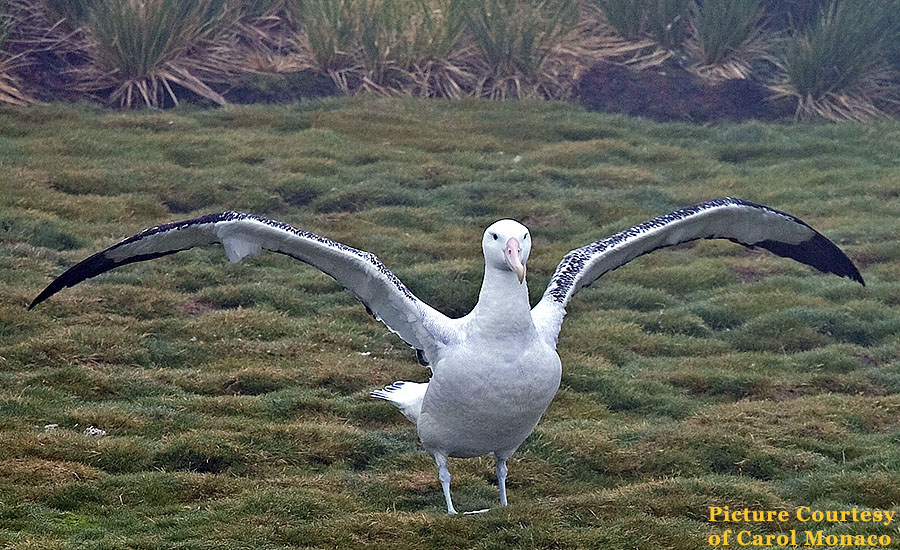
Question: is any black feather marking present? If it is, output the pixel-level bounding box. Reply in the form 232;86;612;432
28;249;184;310
756;233;864;285
416;349;429;366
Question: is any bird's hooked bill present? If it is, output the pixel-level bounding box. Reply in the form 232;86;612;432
505;238;525;284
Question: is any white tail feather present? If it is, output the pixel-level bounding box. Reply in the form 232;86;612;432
371;381;427;423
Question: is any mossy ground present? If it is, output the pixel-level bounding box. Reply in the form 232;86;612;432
1;98;898;549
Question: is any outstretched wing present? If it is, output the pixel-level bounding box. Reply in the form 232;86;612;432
531;197;864;343
30;211;454;363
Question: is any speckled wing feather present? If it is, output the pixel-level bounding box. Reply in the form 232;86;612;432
29;212;453;362
532;198;863;344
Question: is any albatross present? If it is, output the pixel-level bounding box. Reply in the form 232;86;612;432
29;197;863;514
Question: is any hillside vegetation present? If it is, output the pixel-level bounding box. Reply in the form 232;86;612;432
1;98;899;549
1;0;899;121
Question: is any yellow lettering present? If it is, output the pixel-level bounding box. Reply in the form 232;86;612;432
797;507;811;522
804;530;823;545
860;510;872;522
883;510;895;526
710;507;723;521
879;535;891;545
737;530;751;546
778;510;790;522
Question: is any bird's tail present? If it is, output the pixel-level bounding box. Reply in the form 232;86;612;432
371;381;427;423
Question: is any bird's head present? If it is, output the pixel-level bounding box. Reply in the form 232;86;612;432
482;219;531;284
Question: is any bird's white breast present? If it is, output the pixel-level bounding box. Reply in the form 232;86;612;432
416;331;562;458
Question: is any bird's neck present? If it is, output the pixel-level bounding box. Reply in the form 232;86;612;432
470;266;534;336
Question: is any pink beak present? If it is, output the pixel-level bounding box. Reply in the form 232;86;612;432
505;237;525;284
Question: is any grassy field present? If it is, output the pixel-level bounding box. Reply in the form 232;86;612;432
1;98;899;549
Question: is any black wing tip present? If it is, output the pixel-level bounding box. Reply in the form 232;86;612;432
844;263;865;286
713;197;864;286
29;282;65;310
756;232;865;287
28;276;74;309
27;289;49;310
28;251;117;311
27;211;246;312
804;232;865;286
27;294;46;310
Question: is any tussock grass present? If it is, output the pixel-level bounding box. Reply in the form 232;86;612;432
1;99;899;548
770;0;900;121
644;0;690;51
463;0;579;98
592;0;647;41
684;0;773;82
294;0;473;97
2;0;900;118
73;0;241;107
591;0;694;69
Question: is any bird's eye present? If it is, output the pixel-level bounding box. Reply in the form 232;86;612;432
492;233;498;240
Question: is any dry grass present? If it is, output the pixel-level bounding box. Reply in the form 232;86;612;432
0;58;32;105
768;0;900;122
0;0;67;105
769;79;900;123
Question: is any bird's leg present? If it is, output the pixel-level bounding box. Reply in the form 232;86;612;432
434;453;457;514
496;456;509;507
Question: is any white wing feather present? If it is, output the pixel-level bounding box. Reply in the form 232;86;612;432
532;198;863;345
31;211;455;363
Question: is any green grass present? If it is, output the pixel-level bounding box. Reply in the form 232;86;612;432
1;98;899;548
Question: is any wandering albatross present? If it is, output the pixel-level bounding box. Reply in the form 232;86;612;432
29;197;863;514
